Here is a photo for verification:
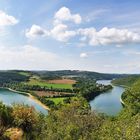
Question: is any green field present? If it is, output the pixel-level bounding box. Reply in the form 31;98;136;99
26;79;73;89
19;71;31;76
47;97;74;104
47;97;66;104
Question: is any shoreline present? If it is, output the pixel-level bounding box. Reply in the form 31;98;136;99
111;83;126;106
120;97;125;106
111;83;128;88
0;87;50;111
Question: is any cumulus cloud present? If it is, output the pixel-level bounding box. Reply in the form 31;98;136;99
51;23;76;42
54;7;82;24
25;23;76;42
25;24;140;45
0;11;18;26
80;53;88;58
25;7;80;42
78;27;140;46
26;24;48;38
25;7;140;46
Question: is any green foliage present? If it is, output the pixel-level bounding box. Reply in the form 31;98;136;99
0;102;13;126
73;78;112;101
34;70;129;80
47;97;72;105
40;98;56;108
43;97;102;140
99;112;140;140
122;79;140;115
0;71;30;85
12;104;38;133
0;90;139;140
0;70;140;139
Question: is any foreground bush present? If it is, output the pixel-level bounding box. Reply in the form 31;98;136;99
12;105;38;132
0;90;139;140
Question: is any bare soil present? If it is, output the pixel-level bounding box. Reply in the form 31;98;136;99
47;79;76;84
34;91;74;97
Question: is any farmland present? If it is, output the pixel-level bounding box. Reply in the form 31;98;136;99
26;78;74;89
48;79;76;84
47;97;68;104
33;91;74;97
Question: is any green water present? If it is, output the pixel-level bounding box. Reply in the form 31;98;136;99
90;80;125;116
0;88;48;114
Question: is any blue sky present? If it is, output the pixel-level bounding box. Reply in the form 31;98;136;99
0;0;140;73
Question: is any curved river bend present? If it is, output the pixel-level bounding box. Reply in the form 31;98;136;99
0;80;124;116
90;80;125;116
0;88;48;114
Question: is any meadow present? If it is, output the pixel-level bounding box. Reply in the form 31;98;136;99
47;97;66;104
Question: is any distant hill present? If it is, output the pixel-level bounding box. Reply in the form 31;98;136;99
0;70;139;82
112;75;140;87
32;70;135;80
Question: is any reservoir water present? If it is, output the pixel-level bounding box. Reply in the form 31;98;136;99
0;88;48;114
0;80;124;116
90;80;125;116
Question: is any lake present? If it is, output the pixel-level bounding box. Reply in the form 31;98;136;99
0;88;48;114
89;80;125;116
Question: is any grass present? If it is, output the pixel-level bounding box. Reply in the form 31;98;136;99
19;72;31;76
26;79;73;89
47;97;72;104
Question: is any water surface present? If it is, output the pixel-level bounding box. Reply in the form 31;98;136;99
0;88;48;114
90;80;125;116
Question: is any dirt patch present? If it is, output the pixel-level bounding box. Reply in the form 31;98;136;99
47;79;76;84
5;128;23;140
34;91;74;97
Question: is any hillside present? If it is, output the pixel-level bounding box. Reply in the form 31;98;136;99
122;79;140;114
30;70;131;80
112;75;140;87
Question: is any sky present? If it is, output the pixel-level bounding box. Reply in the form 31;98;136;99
0;0;140;73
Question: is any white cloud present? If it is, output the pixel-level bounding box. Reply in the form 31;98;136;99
51;23;76;42
54;7;82;24
0;11;19;26
78;27;140;46
0;45;57;69
25;7;98;43
80;53;88;58
26;24;48;38
25;8;140;46
25;24;140;45
25;23;76;42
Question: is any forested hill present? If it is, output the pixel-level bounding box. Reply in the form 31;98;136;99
0;70;139;84
0;71;30;84
122;78;140;115
112;75;140;87
31;70;132;80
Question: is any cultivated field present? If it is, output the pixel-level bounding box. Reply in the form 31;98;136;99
33;91;74;97
48;79;76;84
27;79;74;89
